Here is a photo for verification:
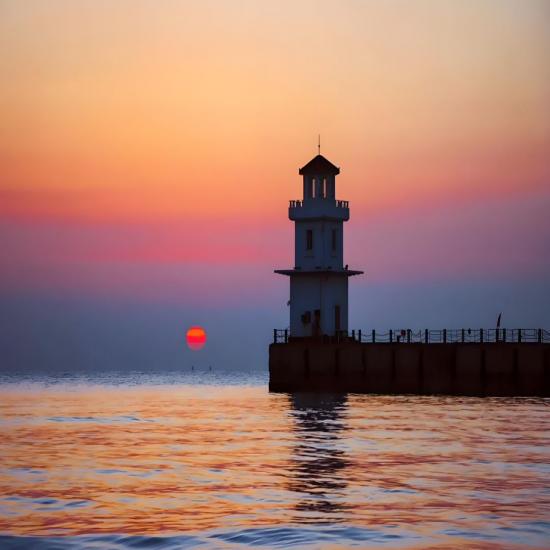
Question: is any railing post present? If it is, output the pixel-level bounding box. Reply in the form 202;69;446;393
273;329;277;344
502;329;506;342
538;328;542;343
480;328;484;343
443;329;447;343
407;329;411;343
372;329;375;343
284;329;288;343
518;329;522;343
461;328;465;343
389;329;393;343
358;329;362;342
425;329;428;343
352;329;355;341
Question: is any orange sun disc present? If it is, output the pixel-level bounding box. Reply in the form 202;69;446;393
186;326;207;351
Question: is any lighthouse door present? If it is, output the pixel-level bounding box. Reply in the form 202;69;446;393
334;305;341;335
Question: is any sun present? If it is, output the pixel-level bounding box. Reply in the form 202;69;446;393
186;326;207;351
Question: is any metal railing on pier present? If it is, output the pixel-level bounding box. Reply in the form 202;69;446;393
273;328;550;344
274;329;290;343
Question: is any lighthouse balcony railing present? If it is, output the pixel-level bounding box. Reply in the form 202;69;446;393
289;198;350;220
272;328;550;344
289;199;349;208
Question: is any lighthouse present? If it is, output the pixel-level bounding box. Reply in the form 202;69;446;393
275;152;363;338
270;155;549;397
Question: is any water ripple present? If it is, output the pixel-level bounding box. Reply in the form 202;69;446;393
0;377;548;548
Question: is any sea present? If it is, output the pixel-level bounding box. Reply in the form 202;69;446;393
0;370;548;549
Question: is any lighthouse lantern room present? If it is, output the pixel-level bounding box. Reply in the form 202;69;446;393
275;153;363;338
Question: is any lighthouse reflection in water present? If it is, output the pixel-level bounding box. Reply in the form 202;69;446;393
288;393;350;522
0;373;548;548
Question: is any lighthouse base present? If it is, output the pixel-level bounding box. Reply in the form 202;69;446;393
269;341;550;396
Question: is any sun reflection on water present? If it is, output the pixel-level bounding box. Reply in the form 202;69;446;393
0;380;548;548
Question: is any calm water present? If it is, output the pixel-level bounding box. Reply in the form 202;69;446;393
0;371;548;549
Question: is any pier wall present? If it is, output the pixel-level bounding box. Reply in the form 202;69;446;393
269;341;550;396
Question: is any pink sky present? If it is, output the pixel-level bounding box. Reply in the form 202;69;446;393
0;0;549;316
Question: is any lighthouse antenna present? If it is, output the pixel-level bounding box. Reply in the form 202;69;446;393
317;134;321;155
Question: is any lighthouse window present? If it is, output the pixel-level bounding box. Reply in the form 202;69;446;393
306;178;313;199
306;229;313;250
331;229;337;251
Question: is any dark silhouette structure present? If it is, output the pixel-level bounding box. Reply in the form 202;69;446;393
271;155;549;396
270;331;550;396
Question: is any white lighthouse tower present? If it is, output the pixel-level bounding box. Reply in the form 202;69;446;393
275;152;363;338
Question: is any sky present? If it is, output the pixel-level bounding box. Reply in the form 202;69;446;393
1;0;549;371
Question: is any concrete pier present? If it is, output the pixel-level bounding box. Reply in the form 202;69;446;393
269;341;550;396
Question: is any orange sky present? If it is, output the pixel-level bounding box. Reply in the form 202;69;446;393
0;0;549;303
1;0;549;222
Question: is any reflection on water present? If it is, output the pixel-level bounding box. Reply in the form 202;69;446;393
288;394;350;522
0;374;548;549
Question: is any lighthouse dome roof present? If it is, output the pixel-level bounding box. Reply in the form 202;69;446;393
299;154;340;176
